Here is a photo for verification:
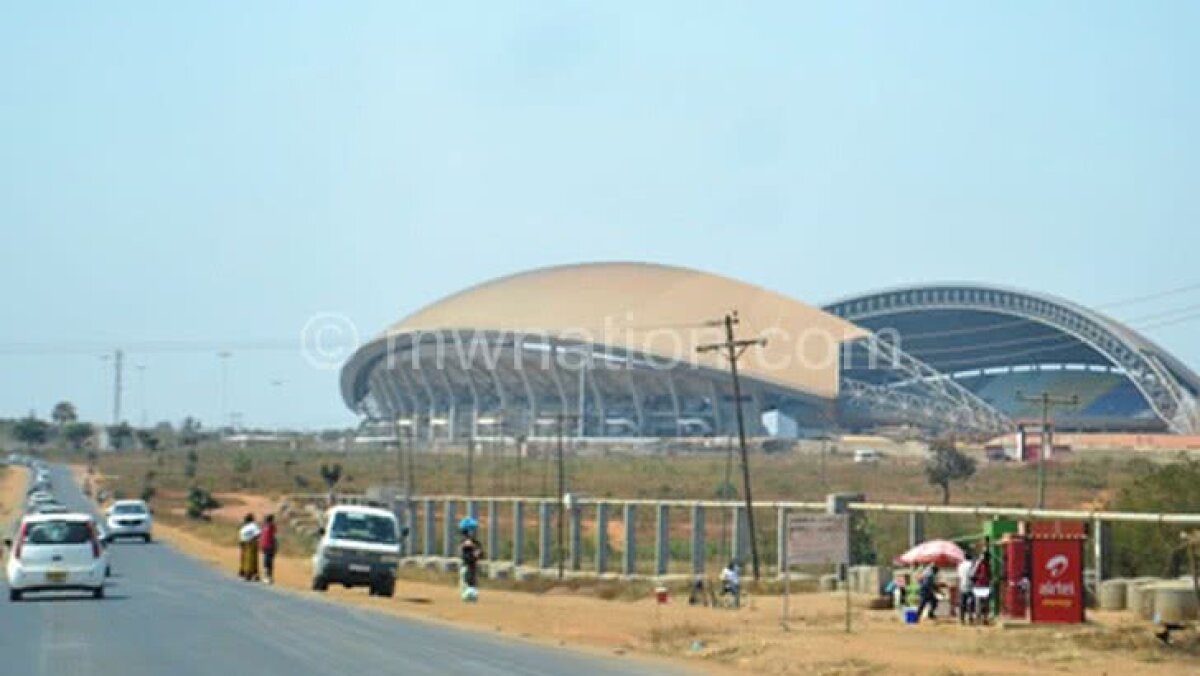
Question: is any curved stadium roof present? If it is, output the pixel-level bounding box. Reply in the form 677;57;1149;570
343;262;868;408
824;284;1200;433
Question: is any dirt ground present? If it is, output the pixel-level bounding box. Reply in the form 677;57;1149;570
73;466;1200;675
148;520;1197;675
1;464;28;530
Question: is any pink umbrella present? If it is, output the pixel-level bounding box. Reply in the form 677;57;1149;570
894;539;965;567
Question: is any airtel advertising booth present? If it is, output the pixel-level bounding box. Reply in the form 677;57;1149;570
1026;521;1087;624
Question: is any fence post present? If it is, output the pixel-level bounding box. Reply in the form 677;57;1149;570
443;500;458;558
777;506;790;578
538;501;553;569
422;499;436;556
731;505;748;564
569;503;582;571
467;500;480;522
690;503;706;576
655;503;670;576
908;512;925;549
595;502;610;574
487;499;500;561
513;500;526;566
1093;517;1110;582
623;503;637;576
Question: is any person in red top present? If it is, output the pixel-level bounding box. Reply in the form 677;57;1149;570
260;514;278;585
971;540;992;624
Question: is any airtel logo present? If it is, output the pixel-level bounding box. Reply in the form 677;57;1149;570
1045;554;1069;578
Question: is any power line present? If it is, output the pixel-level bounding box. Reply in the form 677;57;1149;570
1098;282;1200;310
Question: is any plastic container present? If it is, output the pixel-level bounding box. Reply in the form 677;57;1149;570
904;607;918;624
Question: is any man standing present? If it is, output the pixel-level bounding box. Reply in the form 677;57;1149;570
916;564;940;622
260;514;278;584
956;550;975;623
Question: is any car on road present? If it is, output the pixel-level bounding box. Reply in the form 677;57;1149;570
104;499;154;542
31;502;69;515
311;505;401;597
5;512;107;601
26;491;56;509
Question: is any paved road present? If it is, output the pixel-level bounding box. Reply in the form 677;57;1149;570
0;465;674;676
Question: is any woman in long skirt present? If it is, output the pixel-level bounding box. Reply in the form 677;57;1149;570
238;513;261;580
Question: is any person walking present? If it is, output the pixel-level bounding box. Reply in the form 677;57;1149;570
458;517;482;602
916;563;940;622
260;514;278;585
238;513;261;581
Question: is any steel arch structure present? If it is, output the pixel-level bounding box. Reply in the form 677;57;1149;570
824;284;1200;434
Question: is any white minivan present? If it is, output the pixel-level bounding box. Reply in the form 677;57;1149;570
5;513;108;601
311;505;402;598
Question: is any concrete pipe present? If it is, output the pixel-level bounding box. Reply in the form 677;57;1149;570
1152;584;1199;624
1097;579;1128;611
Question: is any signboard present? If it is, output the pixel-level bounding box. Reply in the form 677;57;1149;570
1030;538;1085;623
786;514;849;567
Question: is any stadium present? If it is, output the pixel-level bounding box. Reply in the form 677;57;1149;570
340;263;1200;442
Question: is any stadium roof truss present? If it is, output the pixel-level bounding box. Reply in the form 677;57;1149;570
825;285;1200;434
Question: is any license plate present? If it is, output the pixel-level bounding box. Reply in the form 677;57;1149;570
349;564;370;573
45;570;67;584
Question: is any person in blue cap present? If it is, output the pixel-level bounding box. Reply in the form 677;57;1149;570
458;516;482;602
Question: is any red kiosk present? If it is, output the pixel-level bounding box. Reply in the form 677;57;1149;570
1000;521;1086;624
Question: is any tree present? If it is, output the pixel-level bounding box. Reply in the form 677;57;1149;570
135;429;160;452
180;417;204;447
185;486;221;520
924;438;976;505
108;422;135;450
184;448;199;479
51;401;78;427
13;415;50;448
63;422;94;450
320;463;343;503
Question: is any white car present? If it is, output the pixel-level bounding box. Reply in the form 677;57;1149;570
5;513;107;601
311;505;402;597
104;500;154;542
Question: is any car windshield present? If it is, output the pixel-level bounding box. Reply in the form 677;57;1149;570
24;520;92;545
329;513;396;544
114;504;147;515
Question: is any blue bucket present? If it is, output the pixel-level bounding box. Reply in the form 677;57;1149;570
904;607;918;624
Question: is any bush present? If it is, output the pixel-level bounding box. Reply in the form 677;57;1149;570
186;486;221;520
1111;456;1200;577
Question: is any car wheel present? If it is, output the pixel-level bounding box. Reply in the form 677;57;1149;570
106;565;111;577
311;576;328;592
143;534;152;543
93;586;105;600
379;580;395;598
9;589;21;602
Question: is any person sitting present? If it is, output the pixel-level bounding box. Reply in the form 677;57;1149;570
720;561;741;608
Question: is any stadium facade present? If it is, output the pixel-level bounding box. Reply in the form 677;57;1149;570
340;263;1199;441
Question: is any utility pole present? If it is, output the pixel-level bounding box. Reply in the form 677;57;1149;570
111;349;124;425
217;351;232;433
1016;391;1079;509
698;311;767;581
136;363;147;427
556;413;567;580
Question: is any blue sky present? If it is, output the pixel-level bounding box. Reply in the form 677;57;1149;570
1;2;1197;430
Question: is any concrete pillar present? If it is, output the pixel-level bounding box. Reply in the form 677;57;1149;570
538;501;553;569
908;512;925;549
623;503;637;576
690;504;706;576
512;501;526;566
655;503;670;576
569;504;582;571
595;502;610;574
776;506;790;576
422;499;436;556
730;505;748;564
443;500;458;558
467;500;480;522
1094;518;1111;582
486;499;500;560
